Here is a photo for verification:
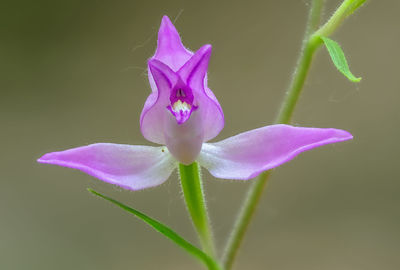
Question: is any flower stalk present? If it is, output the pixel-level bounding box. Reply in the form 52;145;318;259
222;0;365;269
179;162;216;258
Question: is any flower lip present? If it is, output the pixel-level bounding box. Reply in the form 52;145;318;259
167;78;198;125
167;101;198;125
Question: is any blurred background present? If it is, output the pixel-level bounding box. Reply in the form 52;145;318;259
1;0;399;269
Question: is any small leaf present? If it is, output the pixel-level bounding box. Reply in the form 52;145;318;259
321;36;361;82
87;189;220;270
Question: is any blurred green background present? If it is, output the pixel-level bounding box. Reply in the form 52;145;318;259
1;0;399;269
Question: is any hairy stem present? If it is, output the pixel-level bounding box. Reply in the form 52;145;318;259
313;0;366;38
222;0;365;269
179;162;216;258
221;170;271;270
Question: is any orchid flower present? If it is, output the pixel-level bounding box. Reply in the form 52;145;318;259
38;16;352;190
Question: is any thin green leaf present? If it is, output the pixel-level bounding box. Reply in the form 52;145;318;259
88;188;221;270
321;36;361;82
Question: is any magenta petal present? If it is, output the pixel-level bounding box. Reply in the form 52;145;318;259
198;124;353;180
178;44;212;90
153;15;192;71
140;60;178;144
37;143;177;190
178;45;224;141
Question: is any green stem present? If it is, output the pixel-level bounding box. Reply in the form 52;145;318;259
276;0;324;123
221;171;271;270
222;2;323;268
276;35;321;123
179;162;216;258
313;0;366;38
222;0;365;269
306;0;325;38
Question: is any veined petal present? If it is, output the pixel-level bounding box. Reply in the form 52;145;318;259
178;45;224;141
153;15;192;71
178;44;212;89
148;16;192;94
38;143;177;190
198;124;353;180
140;60;178;144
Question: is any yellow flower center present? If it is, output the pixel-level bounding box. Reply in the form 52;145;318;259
172;100;192;112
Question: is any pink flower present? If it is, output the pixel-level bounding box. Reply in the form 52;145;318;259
38;16;352;190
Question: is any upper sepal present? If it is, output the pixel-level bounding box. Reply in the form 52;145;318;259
154;16;192;71
178;45;224;142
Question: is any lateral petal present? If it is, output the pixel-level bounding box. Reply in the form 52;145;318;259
38;143;177;190
178;45;224;142
198;125;353;180
140;60;178;144
178;44;212;90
